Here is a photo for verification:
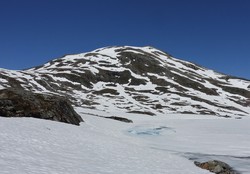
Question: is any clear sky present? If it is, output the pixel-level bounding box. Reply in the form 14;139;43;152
0;0;249;79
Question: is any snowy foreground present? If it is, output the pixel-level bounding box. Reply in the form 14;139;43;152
1;109;250;174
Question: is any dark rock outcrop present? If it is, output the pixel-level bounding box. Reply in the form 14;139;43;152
106;116;133;123
194;160;239;174
0;89;83;125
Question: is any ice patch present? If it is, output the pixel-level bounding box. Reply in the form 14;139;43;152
127;125;175;136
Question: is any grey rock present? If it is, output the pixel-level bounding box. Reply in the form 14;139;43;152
106;116;133;123
213;165;224;173
194;160;239;174
0;89;83;125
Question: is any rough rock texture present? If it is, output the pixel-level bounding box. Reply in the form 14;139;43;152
106;116;133;123
0;89;83;125
194;160;239;174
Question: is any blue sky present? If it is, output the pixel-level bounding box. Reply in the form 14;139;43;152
0;0;249;79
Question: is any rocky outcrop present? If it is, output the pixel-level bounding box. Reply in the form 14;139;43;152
0;89;83;125
194;160;239;174
106;116;133;123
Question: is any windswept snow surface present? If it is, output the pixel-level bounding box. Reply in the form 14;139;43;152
1;111;250;174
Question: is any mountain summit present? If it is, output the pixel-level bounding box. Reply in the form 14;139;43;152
0;46;250;117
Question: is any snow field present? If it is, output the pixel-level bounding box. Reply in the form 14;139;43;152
1;111;250;173
0;114;211;174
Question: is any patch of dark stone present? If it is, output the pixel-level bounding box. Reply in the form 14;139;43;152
105;116;133;123
194;160;239;174
78;112;133;123
128;110;155;116
218;115;231;118
93;88;119;95
0;89;83;125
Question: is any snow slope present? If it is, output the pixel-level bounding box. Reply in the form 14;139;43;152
1;111;250;174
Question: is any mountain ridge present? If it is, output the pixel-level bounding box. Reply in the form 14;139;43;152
0;46;249;117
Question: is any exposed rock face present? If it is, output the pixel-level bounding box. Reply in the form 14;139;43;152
0;89;83;125
106;116;133;123
194;160;239;174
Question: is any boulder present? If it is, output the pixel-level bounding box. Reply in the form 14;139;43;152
194;160;239;174
0;89;83;125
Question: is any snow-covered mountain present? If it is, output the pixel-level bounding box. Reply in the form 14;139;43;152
1;46;250;174
0;46;250;117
